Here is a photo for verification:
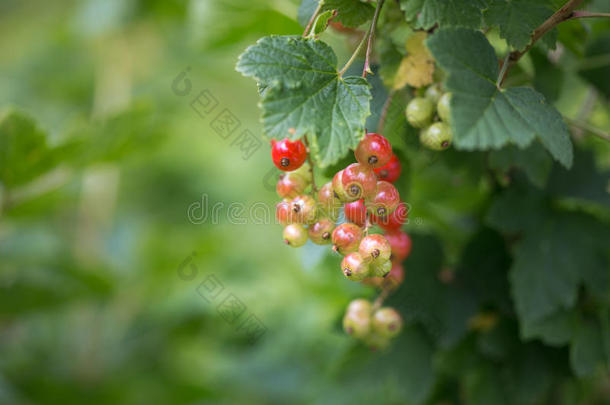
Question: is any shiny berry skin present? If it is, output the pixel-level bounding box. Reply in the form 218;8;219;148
341;252;370;281
437;92;452;123
371;201;408;231
425;84;443;103
317;182;341;220
373;154;402;183
359;234;391;264
276;201;292;225
290;194;317;224
271;138;307;171
343;310;371;339
331;223;363;255
276;173;308;199
372;307;403;338
308;218;335;245
344;199;367;227
354;132;392;168
283;224;308;247
370;259;392;278
385;230;412;262
406;97;434;128
366;181;400;217
333;163;378;202
420;122;452;151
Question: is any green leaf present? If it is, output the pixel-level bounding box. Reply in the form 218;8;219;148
400;0;487;29
484;0;555;50
489;143;553;188
520;309;577;346
323;0;375;28
236;36;371;166
427;28;573;168
311;9;335;36
0;109;56;189
510;213;609;328
570;320;605;377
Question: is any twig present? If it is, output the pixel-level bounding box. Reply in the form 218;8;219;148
303;1;324;38
362;0;385;78
566;118;610;142
372;285;391;312
498;0;585;86
496;53;512;88
568;11;610;19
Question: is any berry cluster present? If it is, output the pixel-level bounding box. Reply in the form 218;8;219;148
406;85;453;151
272;132;411;349
343;299;403;350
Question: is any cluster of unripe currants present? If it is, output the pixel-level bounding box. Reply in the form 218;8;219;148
406;84;453;151
271;132;410;348
343;299;403;350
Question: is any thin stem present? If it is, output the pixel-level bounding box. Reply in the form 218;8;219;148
362;0;385;78
496;53;511;88
338;31;369;76
378;90;396;134
498;0;584;85
566;118;610;142
372;286;391;312
303;136;318;193
303;0;324;38
568;11;610;19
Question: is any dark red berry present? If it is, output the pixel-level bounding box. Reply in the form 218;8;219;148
371;202;408;231
331;223;363;255
374;154;402;183
355;133;392;169
271;138;307;171
344;199;367;227
366;181;400;217
385;230;412;262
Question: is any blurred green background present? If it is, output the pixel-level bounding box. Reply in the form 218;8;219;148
1;1;609;404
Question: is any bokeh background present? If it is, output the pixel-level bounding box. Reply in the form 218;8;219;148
1;1;609;404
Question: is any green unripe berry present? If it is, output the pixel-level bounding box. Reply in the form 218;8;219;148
420;122;452;151
346;299;372;316
425;84;443;104
343;310;371;339
372;307;403;338
283;224;308;247
406;97;434;128
308;218;335;245
341;252;370;281
437;92;452;123
289;162;312;182
370;259;392;278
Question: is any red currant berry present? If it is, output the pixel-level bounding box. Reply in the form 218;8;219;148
317;182;341;220
385;230;412;262
366;181;400;217
343;309;371;339
370;259;392;278
331;222;363;255
355;132;392;168
276;201;292;226
373;154;401;183
276;173;308;199
308;218;335;245
346;299;372;316
344;199;367;227
372;307;403;338
358;234;392;264
283;224;308;247
341;252;370;281
290;194;317;224
271;138;307;171
383;262;404;290
371;201;408;231
333;163;377;202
